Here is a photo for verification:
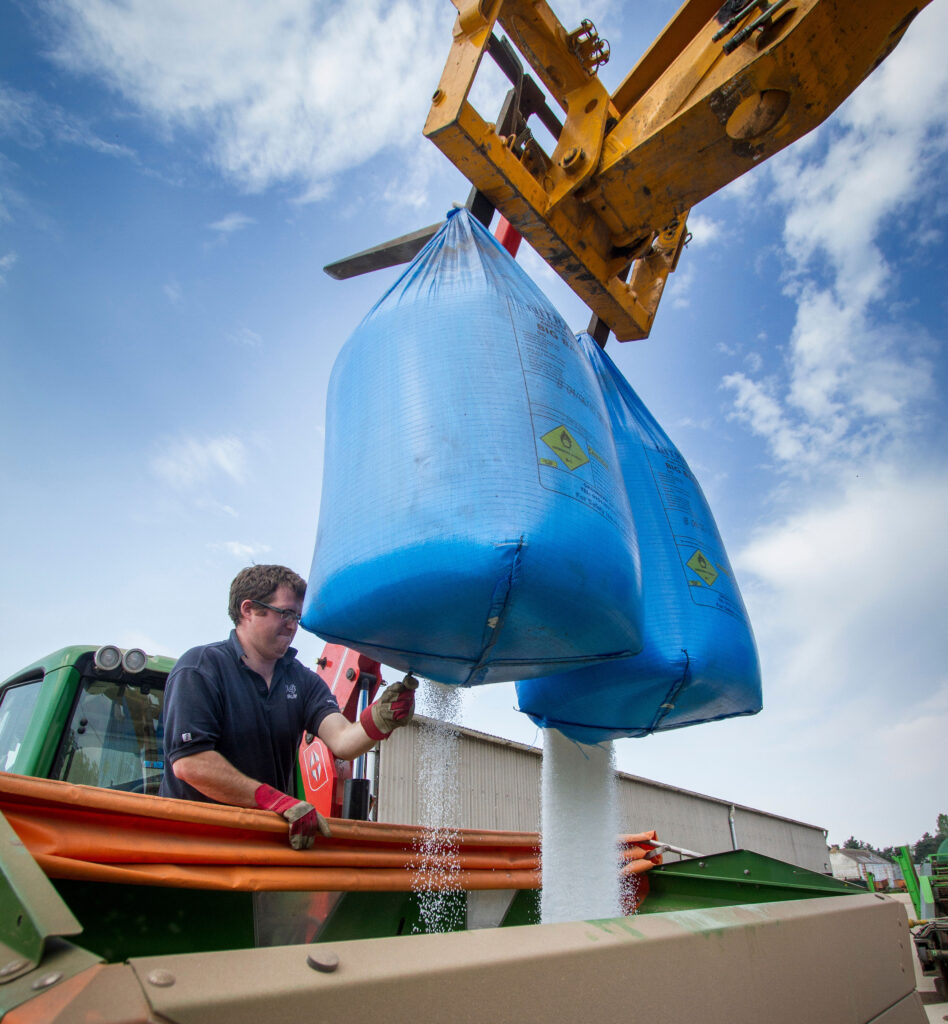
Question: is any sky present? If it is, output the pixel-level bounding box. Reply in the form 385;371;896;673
1;0;946;852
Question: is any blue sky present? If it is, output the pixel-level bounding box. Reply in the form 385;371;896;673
1;0;945;850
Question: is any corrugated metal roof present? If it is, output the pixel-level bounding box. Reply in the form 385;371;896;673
375;716;832;872
831;848;894;866
398;715;827;833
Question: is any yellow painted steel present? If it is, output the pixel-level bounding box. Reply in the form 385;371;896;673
425;0;929;340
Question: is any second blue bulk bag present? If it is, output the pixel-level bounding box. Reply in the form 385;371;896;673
516;334;762;741
302;212;643;685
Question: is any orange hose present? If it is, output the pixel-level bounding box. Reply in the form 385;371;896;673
0;773;657;894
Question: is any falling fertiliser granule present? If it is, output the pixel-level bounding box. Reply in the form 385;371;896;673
410;680;466;933
540;728;621;924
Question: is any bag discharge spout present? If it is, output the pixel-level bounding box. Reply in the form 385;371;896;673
302;211;644;686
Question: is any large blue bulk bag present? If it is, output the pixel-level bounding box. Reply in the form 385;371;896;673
516;333;761;741
302;211;643;685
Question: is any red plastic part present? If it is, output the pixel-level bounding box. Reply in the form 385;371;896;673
297;644;384;816
315;643;383;718
495;215;522;257
298;736;346;816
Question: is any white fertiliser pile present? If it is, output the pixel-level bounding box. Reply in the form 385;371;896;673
409;685;626;928
411;680;465;932
540;728;621;924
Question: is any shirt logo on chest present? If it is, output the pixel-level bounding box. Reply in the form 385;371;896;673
286;683;298;700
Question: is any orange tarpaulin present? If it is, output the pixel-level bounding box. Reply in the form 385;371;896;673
0;773;659;893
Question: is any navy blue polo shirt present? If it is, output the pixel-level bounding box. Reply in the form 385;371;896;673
159;631;340;802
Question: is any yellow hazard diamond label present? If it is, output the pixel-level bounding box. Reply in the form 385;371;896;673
687;550;718;586
541;425;589;471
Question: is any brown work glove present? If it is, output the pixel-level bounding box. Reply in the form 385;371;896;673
254;783;332;850
359;673;418;741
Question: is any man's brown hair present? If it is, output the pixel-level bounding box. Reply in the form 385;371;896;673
228;565;307;625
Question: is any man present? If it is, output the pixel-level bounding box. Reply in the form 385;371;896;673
160;564;416;848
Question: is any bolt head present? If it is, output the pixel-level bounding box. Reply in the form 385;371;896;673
32;972;62;990
147;969;176;987
307;950;340;973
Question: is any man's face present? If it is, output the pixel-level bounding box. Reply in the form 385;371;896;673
240;583;303;661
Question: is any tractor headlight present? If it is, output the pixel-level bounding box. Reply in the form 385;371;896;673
94;645;123;671
122;648;148;673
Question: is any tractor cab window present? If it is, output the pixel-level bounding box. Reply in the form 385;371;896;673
0;680;42;773
50;675;165;794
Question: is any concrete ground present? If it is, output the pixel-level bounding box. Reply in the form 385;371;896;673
888;893;947;1023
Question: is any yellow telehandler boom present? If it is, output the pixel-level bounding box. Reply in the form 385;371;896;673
422;0;927;340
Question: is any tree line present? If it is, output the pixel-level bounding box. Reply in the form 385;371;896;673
842;813;948;864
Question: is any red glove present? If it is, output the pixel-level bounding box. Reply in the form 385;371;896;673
360;673;418;741
254;783;331;850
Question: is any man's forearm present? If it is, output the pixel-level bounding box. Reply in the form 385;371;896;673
318;713;378;761
172;750;332;849
170;750;262;806
317;675;417;759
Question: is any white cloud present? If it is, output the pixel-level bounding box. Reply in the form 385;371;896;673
207;211;255;234
674;415;712;431
195;498;239;518
43;0;457;198
0;81;135;159
723;371;808;464
684;213;721;248
210;541;272;560
669;262;693;309
151;435;247;488
744;351;763;374
878;685;948;785
735;469;948;716
0;160;19;223
225;326;262;347
0;86;40;145
722;3;947;474
0;251;17;285
724;297;935;473
379;139;450;213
